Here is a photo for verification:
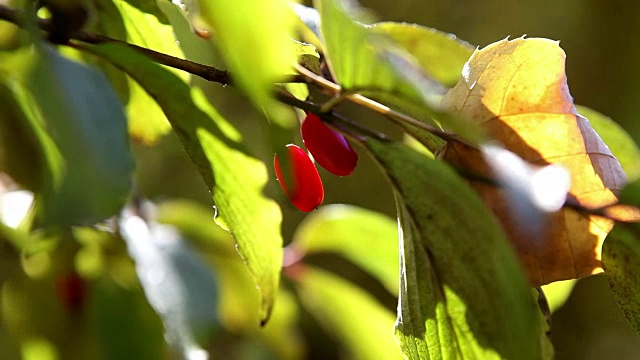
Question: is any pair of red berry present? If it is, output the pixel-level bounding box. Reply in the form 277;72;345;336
274;113;358;212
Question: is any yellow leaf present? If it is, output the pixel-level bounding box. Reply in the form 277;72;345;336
440;37;627;286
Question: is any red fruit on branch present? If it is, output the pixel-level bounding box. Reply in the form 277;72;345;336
274;144;324;212
301;113;358;176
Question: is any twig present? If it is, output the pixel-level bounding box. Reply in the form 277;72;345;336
293;64;470;146
0;4;447;141
0;4;232;84
274;90;390;141
1;3;638;224
564;200;640;223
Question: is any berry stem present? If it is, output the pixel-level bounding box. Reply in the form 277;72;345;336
275;90;389;142
293;64;471;147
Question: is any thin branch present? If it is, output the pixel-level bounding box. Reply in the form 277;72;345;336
274;90;390;141
293;64;470;146
1;3;638;224
0;3;450;142
564;200;640;223
0;4;232;84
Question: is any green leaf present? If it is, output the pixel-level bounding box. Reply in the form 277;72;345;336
370;22;474;88
85;0;129;96
25;46;134;227
1;47;133;227
602;222;640;333
533;290;555;360
88;43;283;323
94;278;167;360
291;204;399;295
0;79;46;192
540;279;576;313
111;0;188;144
316;0;442;104
120;209;218;355
81;0;180;144
294;40;321;76
258;289;305;360
315;0;483;144
577;105;640;181
197;0;296;120
157;199;303;359
283;40;318;101
295;266;402;360
602;178;640;334
364;138;540;359
155;199;235;255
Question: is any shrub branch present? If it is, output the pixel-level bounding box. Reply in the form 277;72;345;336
0;3;638;223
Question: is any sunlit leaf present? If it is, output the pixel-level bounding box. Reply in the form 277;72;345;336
155;199;234;255
577;105;640;181
603;179;640;334
83;0;180;144
88;43;283;323
119;208;217;358
541;279;577;313
294;40;321;76
315;0;483;144
316;0;441;104
84;0;129;95
198;0;296;120
283;40;317;102
441;37;627;286
370;22;474;87
295;266;401;360
25;45;134;227
111;0;188;144
281;40;318;104
291;204;398;295
365;138;540;359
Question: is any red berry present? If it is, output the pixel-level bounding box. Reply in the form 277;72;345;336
274;144;324;212
55;271;85;313
301;113;358;176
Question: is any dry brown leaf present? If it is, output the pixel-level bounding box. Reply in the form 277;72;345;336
440;37;627;286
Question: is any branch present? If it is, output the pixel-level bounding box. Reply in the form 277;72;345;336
1;3;638;224
0;3;448;144
0;4;445;139
293;64;469;146
0;4;231;84
274;90;390;142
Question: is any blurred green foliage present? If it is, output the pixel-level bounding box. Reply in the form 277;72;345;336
1;0;640;359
